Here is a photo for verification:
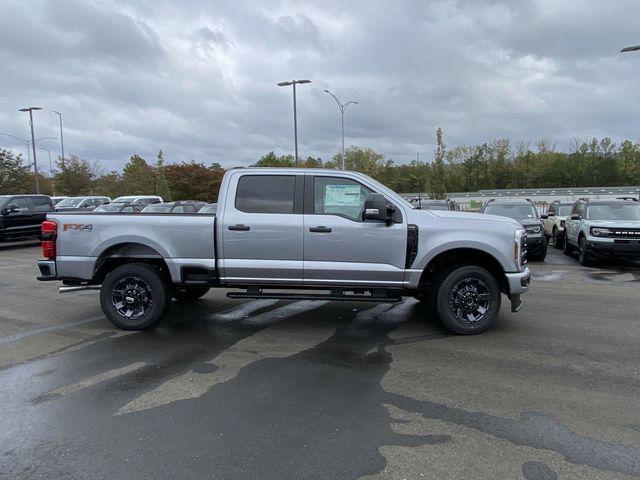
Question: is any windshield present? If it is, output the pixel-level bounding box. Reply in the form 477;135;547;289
95;204;124;212
359;175;416;209
0;196;9;208
112;196;135;203
56;197;83;207
586;204;640;220
142;205;171;213
558;205;572;216
484;204;537;220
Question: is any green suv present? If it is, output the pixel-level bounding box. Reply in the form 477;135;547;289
563;198;640;266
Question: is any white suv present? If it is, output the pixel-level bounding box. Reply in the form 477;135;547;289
542;201;573;249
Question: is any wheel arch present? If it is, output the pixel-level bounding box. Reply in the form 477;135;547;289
418;248;507;294
93;242;171;284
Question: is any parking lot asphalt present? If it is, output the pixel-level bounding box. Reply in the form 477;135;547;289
1;246;640;479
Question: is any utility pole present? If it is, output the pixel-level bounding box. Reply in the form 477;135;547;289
53;110;65;169
621;45;640;200
18;107;42;193
323;89;358;169
277;80;311;165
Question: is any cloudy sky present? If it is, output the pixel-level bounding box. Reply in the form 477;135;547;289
1;0;639;172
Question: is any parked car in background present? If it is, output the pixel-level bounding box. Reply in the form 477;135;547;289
0;194;53;241
563;198;640;266
411;198;459;211
37;168;531;335
55;196;111;211
541;200;573;249
141;201;203;214
198;203;218;214
112;195;163;205
482;198;547;261
50;196;69;205
94;202;145;213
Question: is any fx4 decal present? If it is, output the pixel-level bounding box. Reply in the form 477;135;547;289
63;223;93;232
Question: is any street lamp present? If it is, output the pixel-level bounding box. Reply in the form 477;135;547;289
53;110;65;168
18;106;43;193
323;89;358;170
621;45;640;200
277;79;311;165
0;133;55;169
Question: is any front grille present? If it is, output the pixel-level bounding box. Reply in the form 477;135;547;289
609;228;640;239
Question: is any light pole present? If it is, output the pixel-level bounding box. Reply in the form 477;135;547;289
621;45;640;200
277;79;311;165
18;107;43;193
323;90;358;170
53;110;65;168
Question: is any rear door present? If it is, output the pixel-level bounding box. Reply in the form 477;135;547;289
30;196;53;228
220;173;304;284
302;174;407;287
3;197;33;235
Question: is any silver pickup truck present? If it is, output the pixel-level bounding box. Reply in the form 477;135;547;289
37;168;530;334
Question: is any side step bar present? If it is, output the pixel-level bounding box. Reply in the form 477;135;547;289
227;289;402;303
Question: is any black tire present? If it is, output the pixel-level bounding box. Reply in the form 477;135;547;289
552;227;564;250
100;262;171;330
578;236;595;267
435;265;501;335
173;286;210;302
563;234;574;256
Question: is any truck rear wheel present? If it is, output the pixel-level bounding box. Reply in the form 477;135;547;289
100;263;171;330
436;265;501;335
173;286;210;302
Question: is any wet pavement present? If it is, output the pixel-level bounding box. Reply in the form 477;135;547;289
1;246;640;479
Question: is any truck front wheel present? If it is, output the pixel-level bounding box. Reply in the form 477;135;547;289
436;265;501;335
100;263;171;330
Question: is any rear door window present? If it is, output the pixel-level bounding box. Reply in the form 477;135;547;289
31;197;52;211
235;175;296;214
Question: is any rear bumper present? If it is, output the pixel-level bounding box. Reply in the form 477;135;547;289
37;259;57;281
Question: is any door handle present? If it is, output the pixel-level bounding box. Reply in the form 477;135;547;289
228;224;250;231
309;226;332;233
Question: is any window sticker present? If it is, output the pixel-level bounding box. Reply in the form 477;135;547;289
324;184;363;207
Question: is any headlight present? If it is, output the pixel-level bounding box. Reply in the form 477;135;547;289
591;227;611;237
514;229;526;271
526;225;542;234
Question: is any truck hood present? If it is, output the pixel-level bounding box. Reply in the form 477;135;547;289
584;220;640;229
415;209;522;228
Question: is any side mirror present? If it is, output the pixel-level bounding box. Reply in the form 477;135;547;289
540;214;548;219
363;193;394;225
570;213;580;220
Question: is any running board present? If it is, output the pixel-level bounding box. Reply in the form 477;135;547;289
227;290;402;303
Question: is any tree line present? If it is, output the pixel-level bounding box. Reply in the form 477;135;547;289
1;130;639;200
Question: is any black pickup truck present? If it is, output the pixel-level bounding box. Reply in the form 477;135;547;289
0;194;54;241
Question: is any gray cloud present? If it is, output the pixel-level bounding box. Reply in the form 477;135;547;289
0;0;639;173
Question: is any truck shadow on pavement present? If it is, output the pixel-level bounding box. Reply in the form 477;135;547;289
13;300;640;479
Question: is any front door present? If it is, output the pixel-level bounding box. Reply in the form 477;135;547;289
220;173;304;284
303;175;407;287
3;197;33;236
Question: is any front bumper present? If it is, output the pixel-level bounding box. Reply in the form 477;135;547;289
37;259;57;281
525;235;546;255
505;267;531;312
587;238;640;258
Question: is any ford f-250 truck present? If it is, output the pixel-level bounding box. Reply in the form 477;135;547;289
36;168;531;334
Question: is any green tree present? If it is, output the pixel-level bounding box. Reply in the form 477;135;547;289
0;149;31;194
154;150;172;201
93;172;122;198
430;128;447;199
53;155;94;195
121;155;155;195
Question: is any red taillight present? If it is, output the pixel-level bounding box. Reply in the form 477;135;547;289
42;221;57;259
